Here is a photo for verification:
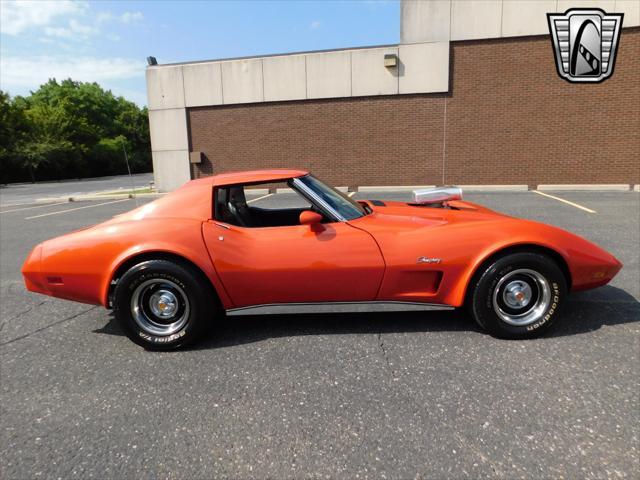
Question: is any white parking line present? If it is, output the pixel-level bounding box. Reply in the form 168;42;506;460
246;193;273;204
532;190;596;214
348;192;356;197
0;202;33;208
25;199;131;220
0;201;69;214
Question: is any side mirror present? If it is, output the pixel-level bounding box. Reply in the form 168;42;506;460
299;210;323;226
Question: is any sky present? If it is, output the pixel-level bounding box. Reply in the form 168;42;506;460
0;0;400;106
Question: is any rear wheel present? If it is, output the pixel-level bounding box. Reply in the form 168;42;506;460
469;252;567;339
113;259;216;349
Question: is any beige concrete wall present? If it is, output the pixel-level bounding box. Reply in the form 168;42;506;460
615;0;640;26
557;0;615;10
351;47;399;96
151;150;191;191
263;55;307;102
183;63;223;107
401;0;451;43
451;0;503;40
502;0;557;37
306;51;352;98
398;42;449;94
149;45;451;110
146;65;184;110
402;0;638;42
144;64;191;190
221;58;264;104
148;108;188;152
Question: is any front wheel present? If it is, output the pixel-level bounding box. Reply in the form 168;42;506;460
113;259;216;349
469;252;567;339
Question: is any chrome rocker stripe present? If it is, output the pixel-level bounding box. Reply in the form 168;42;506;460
226;301;455;316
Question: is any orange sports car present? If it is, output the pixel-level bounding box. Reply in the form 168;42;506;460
22;170;622;349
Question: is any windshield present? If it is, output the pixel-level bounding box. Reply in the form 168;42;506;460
294;174;367;221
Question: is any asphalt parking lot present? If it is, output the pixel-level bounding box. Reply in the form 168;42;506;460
1;184;638;478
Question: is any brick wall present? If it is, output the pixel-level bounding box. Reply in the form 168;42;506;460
188;28;639;187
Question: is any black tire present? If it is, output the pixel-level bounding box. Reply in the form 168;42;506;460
469;252;567;339
113;259;216;350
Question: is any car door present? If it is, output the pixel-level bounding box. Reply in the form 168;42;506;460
201;219;385;308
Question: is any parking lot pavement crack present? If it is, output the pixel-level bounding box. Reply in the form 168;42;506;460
454;433;504;477
0;305;98;347
376;332;398;380
0;300;49;332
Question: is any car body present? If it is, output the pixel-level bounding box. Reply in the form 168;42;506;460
22;169;622;348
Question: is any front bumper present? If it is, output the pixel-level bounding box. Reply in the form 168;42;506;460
22;243;48;295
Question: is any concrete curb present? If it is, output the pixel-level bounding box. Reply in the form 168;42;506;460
1;173;152;188
36;193;165;203
358;185;435;192
358;184;633;193
358;185;530;192
273;187;351;194
457;185;528;191
537;184;630;191
245;188;270;195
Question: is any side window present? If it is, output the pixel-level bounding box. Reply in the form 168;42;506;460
214;182;317;228
247;182;311;210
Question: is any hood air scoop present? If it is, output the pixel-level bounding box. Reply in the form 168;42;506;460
413;187;463;205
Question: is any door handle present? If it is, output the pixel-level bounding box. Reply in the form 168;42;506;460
211;221;232;241
213;221;231;230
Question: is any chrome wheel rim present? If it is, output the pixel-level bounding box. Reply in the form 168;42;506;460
131;279;190;336
492;269;550;327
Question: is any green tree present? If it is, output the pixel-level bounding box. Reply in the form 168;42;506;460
1;79;151;183
0;91;28;183
19;102;77;181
